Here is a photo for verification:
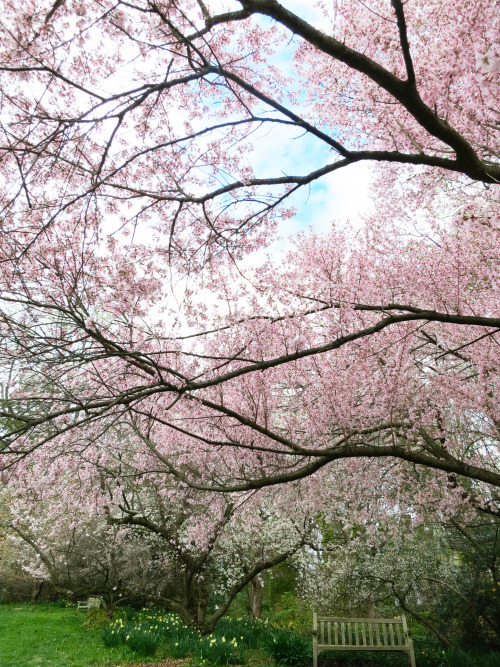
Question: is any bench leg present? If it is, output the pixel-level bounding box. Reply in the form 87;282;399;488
407;648;416;667
313;612;318;667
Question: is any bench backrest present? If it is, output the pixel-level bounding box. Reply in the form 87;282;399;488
315;615;409;649
313;613;416;667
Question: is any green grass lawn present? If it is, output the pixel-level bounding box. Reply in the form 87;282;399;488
0;603;284;667
7;602;496;667
0;604;171;667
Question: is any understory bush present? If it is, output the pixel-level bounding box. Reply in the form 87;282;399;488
82;607;108;629
437;648;500;667
482;654;500;667
264;628;310;666
439;648;475;667
272;591;312;633
414;647;500;667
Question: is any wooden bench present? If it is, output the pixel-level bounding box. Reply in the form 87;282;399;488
313;613;416;667
77;597;101;612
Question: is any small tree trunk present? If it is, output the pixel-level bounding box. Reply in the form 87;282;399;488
100;592;115;619
393;588;450;648
365;596;375;618
31;580;44;603
197;586;208;628
248;575;264;619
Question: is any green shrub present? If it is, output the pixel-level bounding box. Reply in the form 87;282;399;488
439;648;475;667
482;654;500;667
416;646;444;667
264;629;310;666
271;592;312;633
82;607;108;629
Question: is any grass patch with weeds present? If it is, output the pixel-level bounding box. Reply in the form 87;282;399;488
0;603;172;666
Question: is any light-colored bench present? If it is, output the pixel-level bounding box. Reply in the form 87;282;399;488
313;613;416;667
77;597;101;612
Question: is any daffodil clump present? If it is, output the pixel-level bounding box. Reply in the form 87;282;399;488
214;616;272;650
102;611;167;656
197;633;243;666
124;623;164;657
102;609;203;658
101;607;283;663
102;616;127;648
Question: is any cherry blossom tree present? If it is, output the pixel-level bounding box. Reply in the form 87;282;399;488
0;0;498;518
3;440;314;631
1;461;148;612
297;506;500;648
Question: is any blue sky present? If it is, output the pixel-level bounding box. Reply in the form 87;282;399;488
217;0;375;253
